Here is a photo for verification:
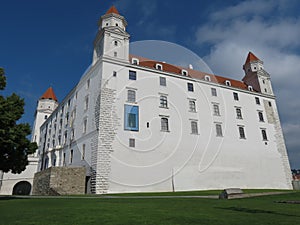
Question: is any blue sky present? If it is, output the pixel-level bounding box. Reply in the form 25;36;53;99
1;0;299;168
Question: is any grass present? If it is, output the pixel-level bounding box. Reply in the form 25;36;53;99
0;191;299;225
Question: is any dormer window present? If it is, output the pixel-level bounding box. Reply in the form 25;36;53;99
248;86;253;91
225;80;231;86
181;70;188;76
132;58;139;65
156;64;163;71
204;75;211;81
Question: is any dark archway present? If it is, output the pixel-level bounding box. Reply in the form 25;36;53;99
12;181;31;195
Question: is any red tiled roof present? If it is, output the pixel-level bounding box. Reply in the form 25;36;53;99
40;87;58;102
105;5;120;15
130;55;249;91
245;52;260;64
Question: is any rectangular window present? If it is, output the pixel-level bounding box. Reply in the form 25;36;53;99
191;121;198;134
161;117;169;132
160;95;168;108
160;77;166;86
211;88;217;96
83;118;87;133
258;111;264;122
255;97;260;105
129;138;135;147
213;104;220;116
63;153;66;166
261;129;268;141
70;149;73;164
233;92;239;101
238;126;246;139
189;100;196;112
85;96;89;111
216;124;223;137
187;82;194;92
129;70;137;80
236;108;243;119
127;90;136;102
124;105;139;131
82;144;85;160
86;79;90;89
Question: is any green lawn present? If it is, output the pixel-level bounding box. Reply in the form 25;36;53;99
0;192;299;225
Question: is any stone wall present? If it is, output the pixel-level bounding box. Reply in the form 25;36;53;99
32;167;86;195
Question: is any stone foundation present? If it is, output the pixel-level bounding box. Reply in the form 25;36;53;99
32;167;86;195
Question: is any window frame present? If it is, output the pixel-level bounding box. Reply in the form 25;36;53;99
160;95;168;108
189;100;196;112
161;117;169;132
160;76;166;86
127;89;136;103
191;120;199;134
238;126;246;139
187;82;194;92
213;104;220;116
211;88;217;97
129;70;137;80
216;123;223;137
233;92;239;101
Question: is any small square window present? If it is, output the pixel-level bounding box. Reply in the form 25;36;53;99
187;83;194;92
129;138;135;147
129;70;137;80
160;77;166;86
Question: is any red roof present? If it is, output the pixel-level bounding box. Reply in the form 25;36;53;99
130;55;249;91
40;87;58;102
245;52;260;64
105;5;120;15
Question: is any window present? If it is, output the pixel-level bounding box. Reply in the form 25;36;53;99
213;104;220;116
189;100;196;112
261;129;268;141
191;121;198;134
236;108;243;119
44;115;48;120
187;82;194;92
258;111;264;122
248;86;253;91
114;40;118;46
84;96;89;111
127;90;136;102
129;70;136;80
238;126;246;139
86;79;90;89
114;52;117;57
205;75;211;81
216;124;223;137
211;88;217;96
233;92;239;101
160;95;168;108
70;149;73;164
182;70;188;76
132;58;139;65
225;80;231;86
82;144;85;160
124;105;139;131
156;64;163;70
113;71;117;77
255;97;260;105
161;117;169;132
160;77;166;86
83;118;87;133
146;122;150;128
129;138;135;147
268;101;272;107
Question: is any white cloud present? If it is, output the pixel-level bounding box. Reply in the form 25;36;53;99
195;0;300;168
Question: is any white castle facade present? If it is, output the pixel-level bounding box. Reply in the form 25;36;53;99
0;6;293;195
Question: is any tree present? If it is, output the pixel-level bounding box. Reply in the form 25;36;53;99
0;68;38;173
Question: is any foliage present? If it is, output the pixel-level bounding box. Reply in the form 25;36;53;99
0;67;38;173
0;192;299;225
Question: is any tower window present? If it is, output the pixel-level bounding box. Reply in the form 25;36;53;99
233;92;239;101
124;105;139;131
127;90;136;103
44;115;48;120
113;71;117;77
82;144;85;160
191;121;198;134
258;111;264;122
114;52;117;57
129;138;135;147
114;41;118;46
70;149;73;164
255;97;260;105
261;129;268;141
160;95;168;108
187;83;194;92
216;124;223;137
160;77;166;86
213;104;220;116
211;88;217;96
129;70;137;80
189;100;196;112
238;126;246;139
116;23;118;26
161;117;169;132
236;108;243;119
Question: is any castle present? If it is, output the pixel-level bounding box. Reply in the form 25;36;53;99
0;6;292;195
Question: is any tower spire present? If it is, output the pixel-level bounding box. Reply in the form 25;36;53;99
40;87;58;102
245;52;260;64
105;5;120;15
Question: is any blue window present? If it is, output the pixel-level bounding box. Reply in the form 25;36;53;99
124;105;139;131
187;82;194;92
129;70;137;80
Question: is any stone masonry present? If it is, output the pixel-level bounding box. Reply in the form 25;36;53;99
32;167;86;195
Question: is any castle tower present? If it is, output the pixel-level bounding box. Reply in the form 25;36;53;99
242;52;274;95
31;87;58;148
92;5;130;65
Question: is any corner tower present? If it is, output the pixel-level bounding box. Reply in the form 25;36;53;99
31;87;58;147
242;52;274;95
92;5;130;65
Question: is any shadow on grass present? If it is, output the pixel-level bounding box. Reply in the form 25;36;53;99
216;207;300;218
